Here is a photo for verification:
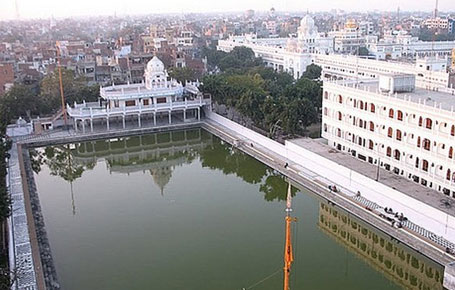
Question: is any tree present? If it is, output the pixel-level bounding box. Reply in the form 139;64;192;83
39;68;98;114
358;47;369;56
0;84;37;122
281;98;318;134
168;67;197;83
287;77;322;109
301;64;322;80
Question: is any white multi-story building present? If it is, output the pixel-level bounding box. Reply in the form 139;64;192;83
423;17;449;30
368;30;455;60
322;74;455;197
329;19;366;54
217;15;333;79
313;54;455;90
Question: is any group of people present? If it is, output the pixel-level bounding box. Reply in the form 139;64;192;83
328;185;339;193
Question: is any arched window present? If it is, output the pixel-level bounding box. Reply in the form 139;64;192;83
324;124;328;132
423;138;431;151
324;92;329;99
394;150;401;161
338;112;342;121
451;125;454;136
370;104;376;113
336;128;341;137
359;101;364;110
425;118;433;129
447;169;452;181
449;147;453;159
324;107;328;116
386;147;392;157
388;127;393;138
417;136;421;148
369;140;374;150
338;94;342;103
369;121;374;132
422;160;429;172
419;117;423;127
397;110;403;121
396;130;402;141
389;109;394;118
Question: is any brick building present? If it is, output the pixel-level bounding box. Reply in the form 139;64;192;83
0;63;14;95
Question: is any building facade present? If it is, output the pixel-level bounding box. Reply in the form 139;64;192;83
321;76;455;197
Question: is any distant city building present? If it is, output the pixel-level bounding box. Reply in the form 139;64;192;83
329;19;366;54
423;17;449;30
0;62;14;94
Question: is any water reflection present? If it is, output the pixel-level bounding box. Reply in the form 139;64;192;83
319;202;444;290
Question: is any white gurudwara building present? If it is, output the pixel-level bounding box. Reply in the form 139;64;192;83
67;56;211;132
217;15;333;79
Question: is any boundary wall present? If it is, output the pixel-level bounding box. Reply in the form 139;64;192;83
206;110;455;242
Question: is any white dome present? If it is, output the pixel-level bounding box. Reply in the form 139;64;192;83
146;56;164;73
300;15;314;28
298;15;318;39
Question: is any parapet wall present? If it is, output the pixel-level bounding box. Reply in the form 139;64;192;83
206;110;455;242
285;141;455;242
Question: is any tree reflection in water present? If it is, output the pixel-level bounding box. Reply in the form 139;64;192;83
43;145;96;215
37;131;295;206
199;138;296;201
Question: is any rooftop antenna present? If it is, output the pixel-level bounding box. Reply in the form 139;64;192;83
434;0;439;18
14;0;20;20
355;22;359;86
55;41;68;128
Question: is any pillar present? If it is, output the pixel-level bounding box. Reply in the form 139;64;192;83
122;116;125;129
74;119;78;132
197;108;200;121
168;111;172;124
138;114;141;128
82;119;86;133
183;109;186;121
106;117;110;130
153;113;156;126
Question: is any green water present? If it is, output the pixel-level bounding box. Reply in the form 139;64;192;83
32;129;443;290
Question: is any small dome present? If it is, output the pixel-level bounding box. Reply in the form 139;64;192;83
146;56;164;73
300;15;314;28
298;15;317;38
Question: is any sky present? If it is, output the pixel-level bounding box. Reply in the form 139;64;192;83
0;0;453;20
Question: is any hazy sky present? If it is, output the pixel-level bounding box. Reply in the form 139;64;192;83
0;0;452;20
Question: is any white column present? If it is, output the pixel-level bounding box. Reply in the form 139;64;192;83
183;109;186;121
107;117;110;130
74;119;78;132
138;114;141;128
153;113;156;126
122;116;126;129
90;119;93;132
82;120;86;133
197;108;200;121
168;111;172;124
